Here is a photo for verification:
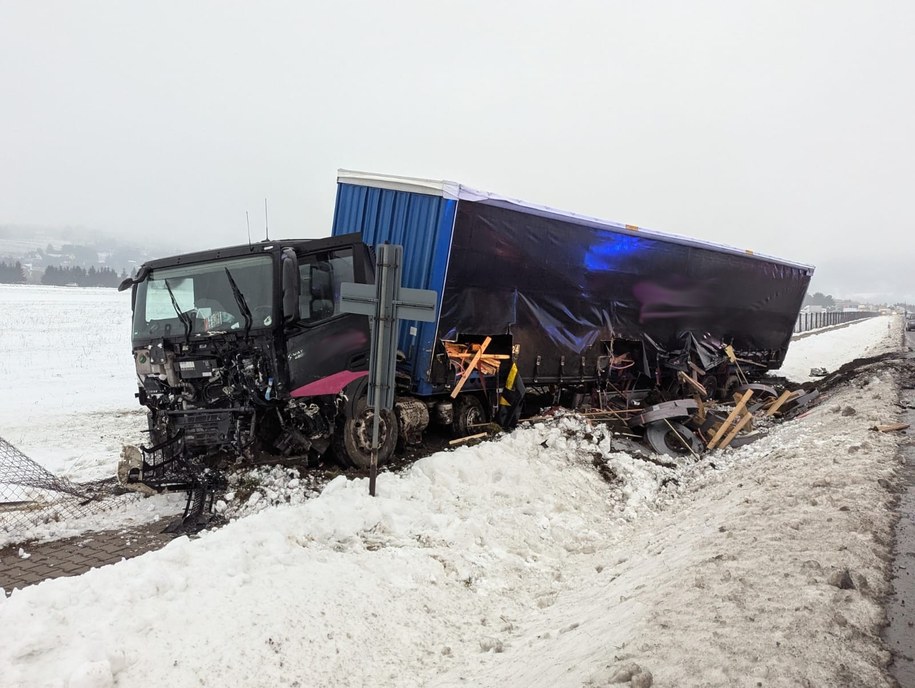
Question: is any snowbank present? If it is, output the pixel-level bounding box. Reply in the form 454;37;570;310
0;288;907;687
0;370;905;686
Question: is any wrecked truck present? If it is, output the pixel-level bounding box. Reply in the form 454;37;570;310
119;169;812;494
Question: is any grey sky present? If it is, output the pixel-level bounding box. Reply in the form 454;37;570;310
2;1;913;302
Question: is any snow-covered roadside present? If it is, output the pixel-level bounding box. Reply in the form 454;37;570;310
0;365;905;687
431;370;903;687
0;287;908;686
771;315;898;384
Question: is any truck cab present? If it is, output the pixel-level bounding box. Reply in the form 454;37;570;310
121;234;388;490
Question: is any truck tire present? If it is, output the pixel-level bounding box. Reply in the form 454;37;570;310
645;420;702;458
452;394;485;437
335;396;398;469
719;374;740;402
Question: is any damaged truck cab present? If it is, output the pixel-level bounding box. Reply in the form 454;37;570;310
122;235;397;490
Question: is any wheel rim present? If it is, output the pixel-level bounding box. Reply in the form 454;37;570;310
344;406;395;468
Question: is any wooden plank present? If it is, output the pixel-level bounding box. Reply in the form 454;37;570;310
450;336;492;399
688;361;706;376
765;390;797;417
447;353;511;360
663;418;700;459
872;423;910;433
448;432;488;445
677;371;708;397
694;395;707;425
718;412;754;449
706;389;754;449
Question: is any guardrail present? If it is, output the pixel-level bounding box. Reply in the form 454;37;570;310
793;311;880;334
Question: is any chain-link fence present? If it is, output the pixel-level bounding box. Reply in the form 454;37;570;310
0;436;132;543
794;311;880;334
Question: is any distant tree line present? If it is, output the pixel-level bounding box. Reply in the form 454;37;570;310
803;292;836;308
0;260;27;284
41;265;125;288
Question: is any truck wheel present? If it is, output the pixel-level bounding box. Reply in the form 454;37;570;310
452;395;485;437
699;374;717;399
719;374;740;402
645;420;702;458
336;397;398;469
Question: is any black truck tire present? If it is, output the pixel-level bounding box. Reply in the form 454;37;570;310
645;420;702;458
452;394;485;437
335;396;399;469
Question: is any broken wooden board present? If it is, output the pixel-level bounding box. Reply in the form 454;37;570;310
677;370;708;398
871;423;910;433
445;340;504;377
765;390;798;417
448;431;489;445
450;336;492;398
707;389;754;450
718;411;755;449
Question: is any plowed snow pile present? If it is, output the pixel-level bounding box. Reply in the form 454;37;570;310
0;363;905;686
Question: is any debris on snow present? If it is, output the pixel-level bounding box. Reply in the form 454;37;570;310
607;662;643;683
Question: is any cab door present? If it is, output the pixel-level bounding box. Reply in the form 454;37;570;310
284;246;372;397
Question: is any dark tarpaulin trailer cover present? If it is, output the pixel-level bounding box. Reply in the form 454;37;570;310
332;170;813;394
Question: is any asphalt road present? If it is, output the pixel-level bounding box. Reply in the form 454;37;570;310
886;329;915;687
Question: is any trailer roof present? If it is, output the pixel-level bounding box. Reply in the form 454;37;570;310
337;169;814;273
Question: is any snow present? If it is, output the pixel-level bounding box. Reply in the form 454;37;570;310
770;315;898;383
0;286;906;687
0;284;143;479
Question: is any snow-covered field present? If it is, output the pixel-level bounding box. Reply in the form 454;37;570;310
0;285;907;687
0;284;144;480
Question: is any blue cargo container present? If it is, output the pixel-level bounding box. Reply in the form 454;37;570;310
332;169;813;399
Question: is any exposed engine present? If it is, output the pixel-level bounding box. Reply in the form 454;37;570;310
126;334;333;494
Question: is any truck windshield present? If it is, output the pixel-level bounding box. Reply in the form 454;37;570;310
133;255;273;340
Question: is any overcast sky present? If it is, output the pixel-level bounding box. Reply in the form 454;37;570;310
1;1;913;302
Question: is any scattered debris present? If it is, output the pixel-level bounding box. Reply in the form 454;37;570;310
828;568;856;590
728;431;764;448
765;389;799;417
644;420;701;458
478;636;504;653
735;383;778;399
632;670;654;688
608;662;643;683
629;400;699;428
810;367;829;377
707;390;754;450
448;337;499;398
784;389;820;414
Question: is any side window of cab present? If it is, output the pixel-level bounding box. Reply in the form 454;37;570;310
298;248;355;323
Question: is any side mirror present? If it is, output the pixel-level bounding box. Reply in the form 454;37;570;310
281;248;300;322
117;277;133;292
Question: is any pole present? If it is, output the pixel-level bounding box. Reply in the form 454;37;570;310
368;247;392;497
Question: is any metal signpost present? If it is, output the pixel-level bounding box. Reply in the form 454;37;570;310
339;244;437;496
